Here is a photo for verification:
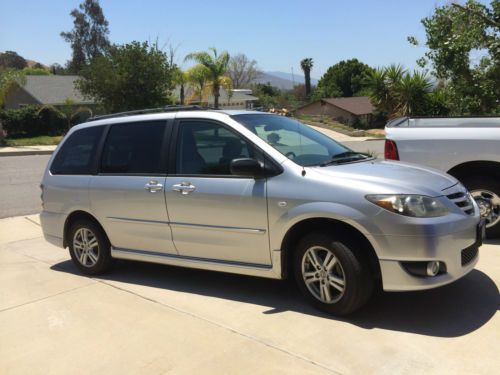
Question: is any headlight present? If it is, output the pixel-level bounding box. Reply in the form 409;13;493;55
366;194;449;217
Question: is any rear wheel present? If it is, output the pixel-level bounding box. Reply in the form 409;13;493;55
68;219;113;275
461;177;500;238
293;232;373;315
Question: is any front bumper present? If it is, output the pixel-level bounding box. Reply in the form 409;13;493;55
366;216;482;291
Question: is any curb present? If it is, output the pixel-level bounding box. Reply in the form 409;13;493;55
0;150;54;157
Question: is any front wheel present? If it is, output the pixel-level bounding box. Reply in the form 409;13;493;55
461;177;500;238
293;233;373;315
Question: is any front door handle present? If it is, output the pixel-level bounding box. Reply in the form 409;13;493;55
144;180;163;193
172;182;196;195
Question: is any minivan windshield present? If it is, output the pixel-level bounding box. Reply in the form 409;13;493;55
232;114;370;167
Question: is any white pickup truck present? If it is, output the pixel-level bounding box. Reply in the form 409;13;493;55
384;116;500;238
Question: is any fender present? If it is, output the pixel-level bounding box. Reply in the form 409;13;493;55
268;201;376;253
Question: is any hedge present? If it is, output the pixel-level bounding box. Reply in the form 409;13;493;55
0;105;68;138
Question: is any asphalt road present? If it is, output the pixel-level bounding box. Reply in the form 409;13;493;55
0;140;385;219
0;154;50;219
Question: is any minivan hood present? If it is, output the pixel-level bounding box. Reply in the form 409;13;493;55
310;159;457;196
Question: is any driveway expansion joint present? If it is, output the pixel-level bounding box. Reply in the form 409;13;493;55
0;283;94;313
96;279;344;375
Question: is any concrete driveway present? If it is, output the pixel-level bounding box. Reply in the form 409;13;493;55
1;215;499;374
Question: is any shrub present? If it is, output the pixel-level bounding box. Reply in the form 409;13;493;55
0;105;67;138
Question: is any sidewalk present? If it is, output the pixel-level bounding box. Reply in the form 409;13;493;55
310;126;374;142
0;145;56;157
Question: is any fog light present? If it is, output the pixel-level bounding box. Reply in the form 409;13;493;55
426;261;440;276
402;261;445;277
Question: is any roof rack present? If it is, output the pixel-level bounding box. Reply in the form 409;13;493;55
86;105;210;122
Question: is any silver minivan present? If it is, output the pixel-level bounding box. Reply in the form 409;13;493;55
40;108;484;315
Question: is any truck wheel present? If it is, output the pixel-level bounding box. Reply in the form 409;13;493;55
293;232;373;315
462;177;500;238
68;219;113;275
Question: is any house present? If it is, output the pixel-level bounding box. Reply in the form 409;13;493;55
4;75;94;109
174;86;258;109
296;97;375;125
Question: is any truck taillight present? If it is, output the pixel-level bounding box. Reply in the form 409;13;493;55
384;139;399;160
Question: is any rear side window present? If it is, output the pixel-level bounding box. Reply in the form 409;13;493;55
101;121;166;174
50;126;104;175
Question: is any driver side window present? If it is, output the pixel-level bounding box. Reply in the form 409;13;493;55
176;121;255;175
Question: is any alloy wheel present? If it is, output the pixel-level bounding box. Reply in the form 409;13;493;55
73;228;100;267
471;189;500;228
301;246;346;304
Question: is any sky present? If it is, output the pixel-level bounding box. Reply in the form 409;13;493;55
0;0;486;79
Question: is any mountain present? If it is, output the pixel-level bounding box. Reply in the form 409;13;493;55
252;72;295;90
266;71;318;86
252;71;319;91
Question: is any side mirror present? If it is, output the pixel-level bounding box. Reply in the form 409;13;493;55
230;158;264;178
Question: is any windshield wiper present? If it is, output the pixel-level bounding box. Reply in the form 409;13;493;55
319;152;370;167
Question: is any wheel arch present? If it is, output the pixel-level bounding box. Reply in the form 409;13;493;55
63;210;109;248
447;160;500;181
280;217;381;284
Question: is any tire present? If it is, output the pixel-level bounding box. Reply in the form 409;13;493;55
293;232;373;316
68;219;113;275
460;176;500;238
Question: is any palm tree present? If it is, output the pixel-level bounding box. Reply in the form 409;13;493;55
366;68;391;114
38;98;93;132
381;64;405;116
185;64;210;104
185;48;230;109
300;58;314;97
396;71;432;116
366;64;431;117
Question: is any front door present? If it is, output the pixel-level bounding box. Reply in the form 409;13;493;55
90;120;177;255
165;119;271;265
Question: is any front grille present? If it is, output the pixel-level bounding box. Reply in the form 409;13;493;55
446;188;474;216
461;245;479;266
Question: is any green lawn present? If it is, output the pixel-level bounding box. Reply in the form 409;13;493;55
2;135;63;147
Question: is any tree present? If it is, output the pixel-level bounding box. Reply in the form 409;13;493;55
185;64;210;104
0;51;27;70
77;41;175;112
172;67;188;105
397;71;433;116
366;65;433;117
251;83;299;110
38;98;93;131
185;48;230;109
61;0;110;73
0;69;25;108
227;54;260;89
411;0;499;114
50;63;67;75
300;58;314;97
315;59;374;98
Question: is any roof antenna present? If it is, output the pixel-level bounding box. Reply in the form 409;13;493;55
301;167;306;177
